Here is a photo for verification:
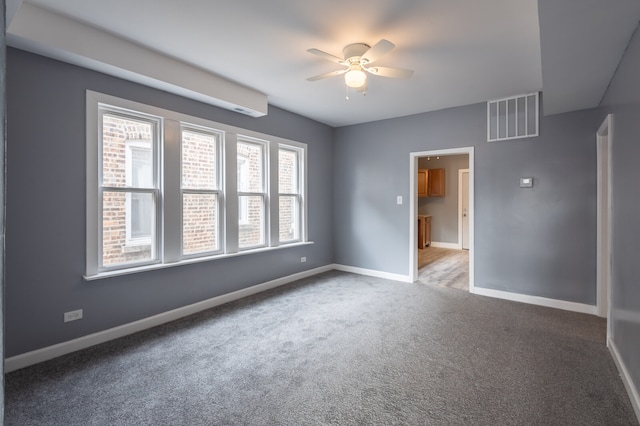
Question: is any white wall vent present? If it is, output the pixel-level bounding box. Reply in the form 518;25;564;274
487;92;539;142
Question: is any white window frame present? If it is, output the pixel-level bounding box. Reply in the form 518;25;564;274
180;124;224;258
278;145;304;244
98;108;161;271
86;90;310;280
237;137;268;250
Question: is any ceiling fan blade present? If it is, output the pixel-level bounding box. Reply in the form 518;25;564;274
364;66;414;79
306;69;347;81
307;48;347;65
361;39;395;64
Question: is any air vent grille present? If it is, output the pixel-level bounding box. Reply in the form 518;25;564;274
487;92;539;142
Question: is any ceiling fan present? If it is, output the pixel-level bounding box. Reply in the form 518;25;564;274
306;39;414;95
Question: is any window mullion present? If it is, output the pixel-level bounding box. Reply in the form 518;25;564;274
163;119;181;263
268;139;279;247
225;134;239;254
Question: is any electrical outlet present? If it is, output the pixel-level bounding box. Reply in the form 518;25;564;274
301;257;307;263
64;309;83;323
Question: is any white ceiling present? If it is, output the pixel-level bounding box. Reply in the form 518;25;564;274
7;0;640;127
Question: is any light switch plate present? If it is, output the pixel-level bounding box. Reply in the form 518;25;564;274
396;196;403;205
520;177;533;188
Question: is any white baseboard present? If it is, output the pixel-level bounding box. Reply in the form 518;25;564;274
608;339;640;422
332;264;412;283
429;241;460;249
472;286;598;315
5;264;605;372
4;265;333;373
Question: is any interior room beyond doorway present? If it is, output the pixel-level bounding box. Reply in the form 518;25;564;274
414;152;471;291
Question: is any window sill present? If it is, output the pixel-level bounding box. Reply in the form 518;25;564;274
84;241;314;281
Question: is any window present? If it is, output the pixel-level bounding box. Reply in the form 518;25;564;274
86;91;309;278
100;110;159;269
237;139;266;249
279;146;302;243
181;126;222;257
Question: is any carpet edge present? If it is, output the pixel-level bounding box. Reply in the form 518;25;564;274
4;265;333;373
609;338;640;423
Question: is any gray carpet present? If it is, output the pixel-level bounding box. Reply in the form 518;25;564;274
5;271;638;425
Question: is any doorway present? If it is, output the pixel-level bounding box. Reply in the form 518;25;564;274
409;147;474;292
596;115;613;323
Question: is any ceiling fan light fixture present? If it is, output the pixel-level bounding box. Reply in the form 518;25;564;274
344;64;366;88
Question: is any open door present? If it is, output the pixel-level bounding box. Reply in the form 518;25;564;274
459;169;470;250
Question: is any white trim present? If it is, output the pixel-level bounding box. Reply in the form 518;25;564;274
596;114;613;323
472;286;598;315
5;264;333;373
333;264;412;283
608;339;640;422
84;241;315;281
409;147;474;293
409;155;418;281
429;241;460;250
8;264;611;373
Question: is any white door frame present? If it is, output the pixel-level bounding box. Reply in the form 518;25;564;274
596;115;613;329
409;147;474;292
458;169;470;250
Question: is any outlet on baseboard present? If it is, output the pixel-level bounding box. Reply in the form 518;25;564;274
64;309;83;323
301;257;307;263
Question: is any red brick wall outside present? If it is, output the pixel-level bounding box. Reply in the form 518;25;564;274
102;113;154;267
182;130;218;255
279;149;297;242
238;141;265;248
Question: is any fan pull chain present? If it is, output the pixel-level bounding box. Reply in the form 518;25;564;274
345;84;350;101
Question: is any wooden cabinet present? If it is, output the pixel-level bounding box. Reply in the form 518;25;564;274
417;169;428;197
418;215;431;248
428;168;445;197
418;168;445;197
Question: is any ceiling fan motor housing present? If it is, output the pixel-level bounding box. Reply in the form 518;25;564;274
343;43;371;63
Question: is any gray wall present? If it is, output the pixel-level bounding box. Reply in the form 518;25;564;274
5;48;334;357
418;154;469;244
599;24;640;402
334;101;600;304
1;0;6;415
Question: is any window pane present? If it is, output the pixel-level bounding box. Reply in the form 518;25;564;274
279;196;299;242
237;141;263;193
238;195;264;248
498;100;507;139
102;191;155;267
527;94;537;135
102;113;154;188
131;192;153;239
183;193;218;255
489;101;497;140
279;149;298;194
182;129;218;190
517;96;526;137
507;98;516;138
